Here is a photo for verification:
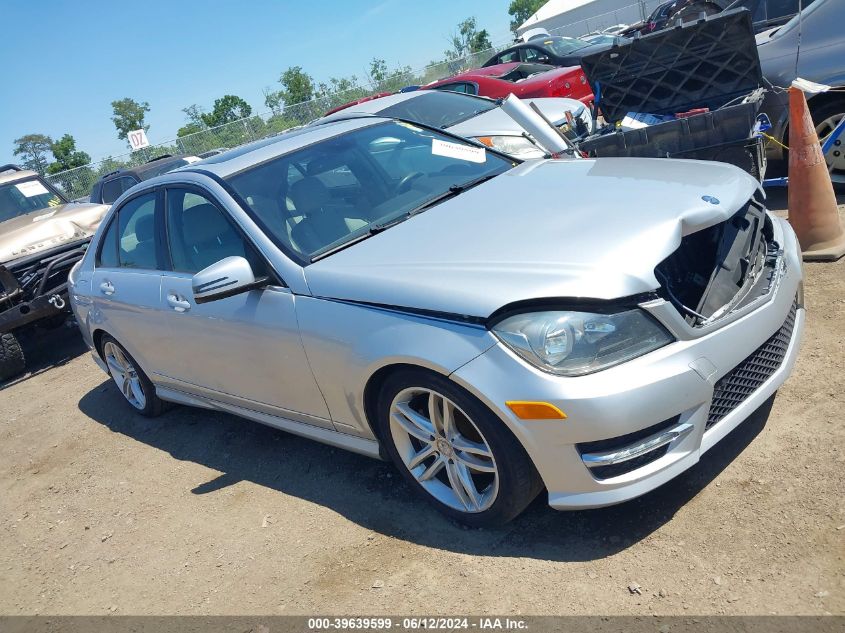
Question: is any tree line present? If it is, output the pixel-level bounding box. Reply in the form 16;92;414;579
10;3;544;178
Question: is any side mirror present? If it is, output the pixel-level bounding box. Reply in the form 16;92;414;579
192;256;267;304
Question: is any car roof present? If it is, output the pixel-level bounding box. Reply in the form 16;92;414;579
442;63;523;81
505;36;579;51
0;166;39;185
171;118;388;180
320;91;422;118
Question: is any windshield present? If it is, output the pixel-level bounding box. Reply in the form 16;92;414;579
225;121;513;262
0;178;65;223
543;37;589;56
376;92;497;129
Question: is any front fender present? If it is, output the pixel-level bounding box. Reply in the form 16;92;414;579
294;295;496;438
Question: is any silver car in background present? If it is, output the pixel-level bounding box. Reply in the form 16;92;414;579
69;117;804;525
318;90;593;159
757;0;845;182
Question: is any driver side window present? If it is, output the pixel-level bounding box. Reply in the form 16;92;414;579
164;188;267;276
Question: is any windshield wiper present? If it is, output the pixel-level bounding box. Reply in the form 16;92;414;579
310;172;501;263
406;172;501;217
310;215;414;262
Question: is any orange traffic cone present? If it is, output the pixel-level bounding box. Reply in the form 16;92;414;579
787;86;845;261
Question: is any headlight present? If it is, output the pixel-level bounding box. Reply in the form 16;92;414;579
474;135;543;158
491;309;673;376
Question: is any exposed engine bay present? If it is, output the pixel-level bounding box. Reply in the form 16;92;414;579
655;194;781;326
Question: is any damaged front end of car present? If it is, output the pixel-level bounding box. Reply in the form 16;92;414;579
0;240;90;336
653;191;791;329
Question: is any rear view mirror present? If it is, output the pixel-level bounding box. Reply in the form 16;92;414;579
192;256;267;304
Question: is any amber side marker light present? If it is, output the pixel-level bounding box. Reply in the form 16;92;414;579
506;401;567;420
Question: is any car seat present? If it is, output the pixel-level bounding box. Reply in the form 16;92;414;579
124;213;157;268
179;203;245;272
288;177;352;255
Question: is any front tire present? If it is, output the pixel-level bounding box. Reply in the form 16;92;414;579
376;368;542;527
100;335;163;417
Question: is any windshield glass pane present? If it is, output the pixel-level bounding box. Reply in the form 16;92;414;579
544;37;588;56
225;121;513;262
376;92;496;129
0;178;64;222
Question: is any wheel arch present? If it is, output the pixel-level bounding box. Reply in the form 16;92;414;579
362;362;451;455
91;328;108;359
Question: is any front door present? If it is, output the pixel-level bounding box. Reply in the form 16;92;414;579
158;186;332;428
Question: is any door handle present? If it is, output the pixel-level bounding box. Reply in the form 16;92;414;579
167;293;191;312
99;281;115;295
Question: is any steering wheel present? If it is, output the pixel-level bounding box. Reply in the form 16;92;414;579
396;171;425;193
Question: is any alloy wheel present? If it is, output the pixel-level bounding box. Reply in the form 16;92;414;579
816;112;845;183
103;341;147;410
389;387;498;513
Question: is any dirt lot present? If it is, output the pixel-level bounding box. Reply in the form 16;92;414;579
1;192;843;616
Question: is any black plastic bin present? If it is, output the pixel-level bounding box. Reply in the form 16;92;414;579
577;9;767;180
579;91;766;178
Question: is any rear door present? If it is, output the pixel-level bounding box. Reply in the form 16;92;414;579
157;185;332;427
90;190;171;375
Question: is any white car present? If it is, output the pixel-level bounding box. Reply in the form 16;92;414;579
602;24;629;35
318;90;593;159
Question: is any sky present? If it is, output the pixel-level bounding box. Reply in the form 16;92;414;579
1;0;514;165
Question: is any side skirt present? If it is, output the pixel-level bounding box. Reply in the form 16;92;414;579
155;386;383;460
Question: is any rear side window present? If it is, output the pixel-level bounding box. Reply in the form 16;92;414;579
96;217;119;268
117;193;158;269
101;176;137;204
496;50;520;64
432;83;476;95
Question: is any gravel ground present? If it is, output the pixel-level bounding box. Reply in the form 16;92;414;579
1;194;843;616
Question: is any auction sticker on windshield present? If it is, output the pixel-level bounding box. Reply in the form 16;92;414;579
15;180;50;197
432;138;486;163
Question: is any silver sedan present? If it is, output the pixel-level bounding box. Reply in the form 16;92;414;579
69;117;804;525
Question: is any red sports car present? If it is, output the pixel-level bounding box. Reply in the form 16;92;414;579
421;62;593;104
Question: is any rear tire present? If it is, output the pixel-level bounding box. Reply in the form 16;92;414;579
376;368;543;527
100;335;164;417
0;333;26;382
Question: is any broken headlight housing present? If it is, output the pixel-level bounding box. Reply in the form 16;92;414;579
491;309;673;376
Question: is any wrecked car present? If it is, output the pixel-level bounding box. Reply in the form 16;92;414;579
422;62;593;104
0;165;110;380
69;114;803;526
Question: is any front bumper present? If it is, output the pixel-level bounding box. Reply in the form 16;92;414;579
0;242;88;334
451;216;804;509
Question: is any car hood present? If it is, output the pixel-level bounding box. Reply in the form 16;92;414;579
304;158;760;318
0;202;110;265
448;97;590;138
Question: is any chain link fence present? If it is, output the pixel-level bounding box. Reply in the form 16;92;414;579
45;1;665;201
43;54;504;201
